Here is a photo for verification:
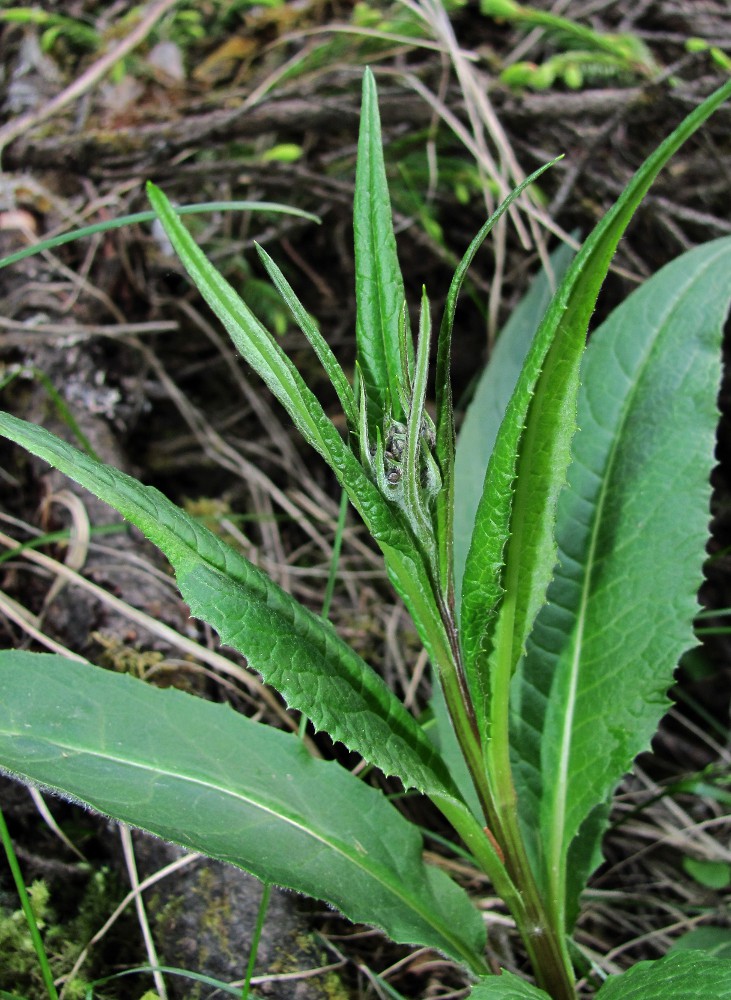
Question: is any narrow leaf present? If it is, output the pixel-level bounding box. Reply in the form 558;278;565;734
143;183;464;715
144;181;413;559
512;238;731;927
146;183;339;468
435;160;561;601
354;67;409;429
594;951;731;1000
0;652;486;971
460;77;731;722
453;240;575;607
254;242;359;431
0;414;457;801
0;202;320;272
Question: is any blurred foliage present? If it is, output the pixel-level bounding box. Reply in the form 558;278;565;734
481;0;659;90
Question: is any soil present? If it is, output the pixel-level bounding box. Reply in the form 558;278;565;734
0;1;729;997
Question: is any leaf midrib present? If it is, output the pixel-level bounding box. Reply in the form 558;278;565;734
7;726;473;959
544;250;724;921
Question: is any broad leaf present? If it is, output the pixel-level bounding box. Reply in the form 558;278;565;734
354;67;409;430
0;652;486;972
511;238;731;928
467;970;550;999
594;951;731;1000
460;79;731;728
0;413;457;801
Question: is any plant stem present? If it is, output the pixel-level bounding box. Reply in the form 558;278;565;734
485;594;576;999
434;576;576;997
0;806;60;1000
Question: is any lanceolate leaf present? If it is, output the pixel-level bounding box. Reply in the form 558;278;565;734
0;652;487;973
0;413;457;802
254;242;359;431
354;67;410;430
512;238;731;929
460;77;731;729
434;160;561;601
145;183;384;530
144;182;454;694
594;952;731;1000
453;240;575;607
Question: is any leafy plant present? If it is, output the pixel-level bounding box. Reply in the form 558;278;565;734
1;71;730;998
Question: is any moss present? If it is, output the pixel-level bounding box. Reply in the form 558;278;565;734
259;932;350;1000
92;631;165;678
0;870;123;998
194;866;234;965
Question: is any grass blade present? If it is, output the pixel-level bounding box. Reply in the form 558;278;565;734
0;202;319;271
0;807;59;1000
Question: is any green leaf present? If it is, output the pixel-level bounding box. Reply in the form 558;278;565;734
682;857;731;890
145;184;347;477
0;413;457;802
254;242;359;431
428;680;482;821
435;161;562;601
354;67;409;430
467;970;551;999
511;238;731;928
460;79;731;731
670;927;731;960
0;652;486;972
453;240;575;607
143;182;444;647
594;951;731;999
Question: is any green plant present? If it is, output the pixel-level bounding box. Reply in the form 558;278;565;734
481;0;658;90
0;8;99;53
0;70;730;998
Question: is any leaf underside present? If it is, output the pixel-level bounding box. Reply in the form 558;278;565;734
0;651;486;970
